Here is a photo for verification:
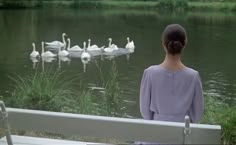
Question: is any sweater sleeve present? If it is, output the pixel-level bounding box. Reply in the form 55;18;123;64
189;72;204;123
140;69;153;120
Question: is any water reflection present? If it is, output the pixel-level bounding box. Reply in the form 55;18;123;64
30;57;39;69
41;57;56;71
58;56;70;69
205;71;236;104
81;58;89;73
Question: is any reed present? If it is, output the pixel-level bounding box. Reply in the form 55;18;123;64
202;96;236;145
6;69;79;111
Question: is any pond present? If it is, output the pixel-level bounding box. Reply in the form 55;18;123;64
0;9;236;118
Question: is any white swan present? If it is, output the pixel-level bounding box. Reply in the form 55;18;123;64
125;37;135;52
103;47;114;53
81;42;91;61
103;38;118;53
41;42;57;57
67;38;83;52
58;44;69;57
87;39;103;51
108;38;118;50
30;43;40;58
42;57;56;63
45;33;67;49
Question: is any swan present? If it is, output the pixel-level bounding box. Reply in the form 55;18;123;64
87;39;103;51
103;47;114;53
108;38;118;50
81;42;91;61
41;42;57;57
58;42;69;57
42;57;56;63
45;33;67;49
30;43;40;58
125;37;135;52
103;38;118;53
67;38;83;52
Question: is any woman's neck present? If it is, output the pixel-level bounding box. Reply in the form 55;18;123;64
160;54;185;71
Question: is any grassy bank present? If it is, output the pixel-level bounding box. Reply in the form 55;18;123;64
1;0;236;12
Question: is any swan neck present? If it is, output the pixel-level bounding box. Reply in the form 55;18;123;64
109;39;112;47
62;34;66;44
67;39;71;50
42;44;44;53
83;43;86;52
33;45;36;51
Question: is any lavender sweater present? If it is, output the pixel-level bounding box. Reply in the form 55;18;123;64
140;65;203;123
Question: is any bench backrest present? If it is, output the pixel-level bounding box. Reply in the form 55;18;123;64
0;103;221;144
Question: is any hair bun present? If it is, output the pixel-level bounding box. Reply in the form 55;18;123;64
173;41;182;49
167;41;183;55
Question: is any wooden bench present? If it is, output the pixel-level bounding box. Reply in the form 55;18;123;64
0;101;221;145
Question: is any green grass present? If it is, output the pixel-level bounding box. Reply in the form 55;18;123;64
4;63;124;117
99;63;124;117
202;96;236;145
5;69;80;111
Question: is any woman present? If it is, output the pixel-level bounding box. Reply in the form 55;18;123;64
140;24;203;124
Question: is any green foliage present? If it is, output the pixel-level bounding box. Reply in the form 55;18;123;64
5;62;124;117
158;0;188;10
6;69;79;111
72;1;103;9
202;96;236;145
99;63;123;117
0;0;42;8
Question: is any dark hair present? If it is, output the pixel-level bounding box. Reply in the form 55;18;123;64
162;24;187;55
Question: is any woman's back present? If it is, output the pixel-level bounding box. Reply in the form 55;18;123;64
140;65;203;123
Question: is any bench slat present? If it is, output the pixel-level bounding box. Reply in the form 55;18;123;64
0;108;221;144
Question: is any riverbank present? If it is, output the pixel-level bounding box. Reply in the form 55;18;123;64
0;0;236;12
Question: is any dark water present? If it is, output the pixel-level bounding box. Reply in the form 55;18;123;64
0;9;236;118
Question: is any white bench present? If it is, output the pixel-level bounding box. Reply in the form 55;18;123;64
0;101;221;145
